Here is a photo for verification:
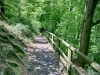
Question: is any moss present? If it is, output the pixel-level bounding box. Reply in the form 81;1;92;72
0;22;27;75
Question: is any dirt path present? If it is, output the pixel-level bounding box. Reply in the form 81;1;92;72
20;35;61;75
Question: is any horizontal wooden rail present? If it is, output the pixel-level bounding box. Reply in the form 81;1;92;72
45;34;82;75
45;31;100;73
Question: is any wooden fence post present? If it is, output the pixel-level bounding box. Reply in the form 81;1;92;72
67;48;72;75
57;40;60;60
45;31;100;74
51;35;54;47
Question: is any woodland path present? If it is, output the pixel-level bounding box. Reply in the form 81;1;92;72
21;35;62;75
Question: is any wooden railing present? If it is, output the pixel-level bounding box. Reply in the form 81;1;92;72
45;31;100;75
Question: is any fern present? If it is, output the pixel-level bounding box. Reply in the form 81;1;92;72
0;24;27;75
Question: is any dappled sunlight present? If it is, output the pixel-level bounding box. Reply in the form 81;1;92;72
34;36;48;44
24;35;61;75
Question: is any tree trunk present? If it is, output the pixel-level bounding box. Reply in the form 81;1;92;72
78;0;99;68
0;0;4;17
18;6;22;19
18;1;22;19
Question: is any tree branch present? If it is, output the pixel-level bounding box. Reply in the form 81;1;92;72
93;19;100;26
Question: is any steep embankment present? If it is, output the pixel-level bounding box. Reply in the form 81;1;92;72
0;21;27;75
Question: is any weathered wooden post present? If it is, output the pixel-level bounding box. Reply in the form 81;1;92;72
0;0;4;18
57;39;60;60
67;48;72;75
51;34;54;47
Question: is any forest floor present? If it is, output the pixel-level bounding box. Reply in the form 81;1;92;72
20;35;62;75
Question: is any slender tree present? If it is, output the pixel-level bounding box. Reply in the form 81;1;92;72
78;0;99;68
0;0;4;18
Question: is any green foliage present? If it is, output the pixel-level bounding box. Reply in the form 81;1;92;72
1;0;100;74
87;67;100;75
0;23;26;75
13;23;35;42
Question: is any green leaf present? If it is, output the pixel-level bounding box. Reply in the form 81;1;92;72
8;62;19;68
4;51;24;65
12;44;25;57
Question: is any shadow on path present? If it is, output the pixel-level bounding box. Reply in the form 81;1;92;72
34;35;48;44
21;35;61;75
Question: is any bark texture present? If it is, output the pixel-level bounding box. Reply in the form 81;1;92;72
78;0;99;68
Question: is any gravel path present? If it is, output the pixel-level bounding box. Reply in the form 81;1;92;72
21;35;62;75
